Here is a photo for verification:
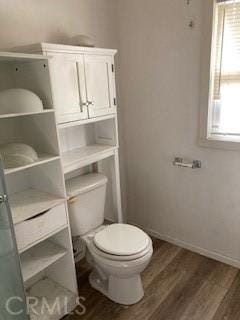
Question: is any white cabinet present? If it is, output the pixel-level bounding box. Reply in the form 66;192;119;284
50;52;116;124
84;55;116;118
49;53;88;124
17;44;118;124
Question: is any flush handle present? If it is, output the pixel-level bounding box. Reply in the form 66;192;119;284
68;196;78;204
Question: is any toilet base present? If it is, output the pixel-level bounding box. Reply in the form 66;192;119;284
89;270;108;296
89;270;144;305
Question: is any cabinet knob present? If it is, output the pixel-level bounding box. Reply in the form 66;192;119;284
88;101;94;106
81;102;88;106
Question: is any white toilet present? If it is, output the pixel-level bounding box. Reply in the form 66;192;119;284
66;173;153;305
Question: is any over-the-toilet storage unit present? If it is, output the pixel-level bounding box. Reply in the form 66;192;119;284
16;43;123;224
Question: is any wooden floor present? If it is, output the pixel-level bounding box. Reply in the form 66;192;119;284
65;239;240;320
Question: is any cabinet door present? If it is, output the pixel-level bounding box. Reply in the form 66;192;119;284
84;55;116;118
49;53;88;124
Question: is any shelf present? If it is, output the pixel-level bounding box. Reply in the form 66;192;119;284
0;51;51;63
4;154;60;175
62;144;117;173
27;277;77;320
10;188;66;225
58;113;116;129
20;241;67;282
0;109;54;120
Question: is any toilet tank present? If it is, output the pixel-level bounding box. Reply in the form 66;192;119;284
66;173;108;236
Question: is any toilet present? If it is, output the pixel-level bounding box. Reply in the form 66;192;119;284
66;173;153;305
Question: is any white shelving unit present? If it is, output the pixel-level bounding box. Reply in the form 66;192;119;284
0;52;78;320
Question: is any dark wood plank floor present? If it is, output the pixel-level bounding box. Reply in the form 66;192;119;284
65;239;240;320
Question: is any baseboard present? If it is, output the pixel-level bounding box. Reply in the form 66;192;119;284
131;222;240;269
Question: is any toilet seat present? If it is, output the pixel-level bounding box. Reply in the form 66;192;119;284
89;236;152;261
83;224;152;262
94;224;150;256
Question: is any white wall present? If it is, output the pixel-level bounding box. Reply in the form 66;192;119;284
0;0;118;49
117;0;240;267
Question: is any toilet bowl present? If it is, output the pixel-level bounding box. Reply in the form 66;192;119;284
66;173;153;305
83;224;153;305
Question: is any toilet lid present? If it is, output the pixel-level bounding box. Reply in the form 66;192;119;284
94;224;150;256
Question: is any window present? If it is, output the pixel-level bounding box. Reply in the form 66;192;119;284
209;0;240;139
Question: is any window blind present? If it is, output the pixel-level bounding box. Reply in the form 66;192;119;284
213;0;240;100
